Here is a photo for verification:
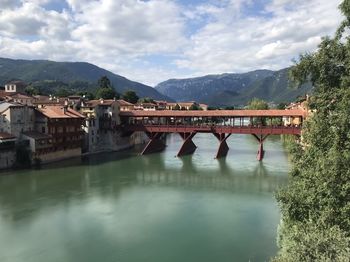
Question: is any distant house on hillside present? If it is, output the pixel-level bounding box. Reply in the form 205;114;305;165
4;81;27;93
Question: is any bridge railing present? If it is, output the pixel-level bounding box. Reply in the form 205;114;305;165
122;124;302;135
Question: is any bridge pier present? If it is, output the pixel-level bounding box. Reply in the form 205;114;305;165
252;134;269;161
213;133;231;159
141;132;166;155
177;132;197;157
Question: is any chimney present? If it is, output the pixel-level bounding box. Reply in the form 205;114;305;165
63;105;67;114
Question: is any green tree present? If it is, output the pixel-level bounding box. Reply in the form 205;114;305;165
139;97;155;103
247;98;269;126
122;90;139;104
55;87;73;97
189;104;200;110
95;88;117;99
274;1;350;260
98;76;112;89
247;98;269;110
25;86;40;96
95;76;119;99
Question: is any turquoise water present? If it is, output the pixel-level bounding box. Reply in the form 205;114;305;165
0;133;289;262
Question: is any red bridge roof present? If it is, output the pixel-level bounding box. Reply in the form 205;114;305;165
120;109;306;118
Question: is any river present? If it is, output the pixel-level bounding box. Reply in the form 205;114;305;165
0;133;289;262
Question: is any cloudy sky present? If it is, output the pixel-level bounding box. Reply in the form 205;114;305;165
0;0;343;86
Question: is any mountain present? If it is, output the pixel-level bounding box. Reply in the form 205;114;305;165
155;68;312;106
0;57;171;101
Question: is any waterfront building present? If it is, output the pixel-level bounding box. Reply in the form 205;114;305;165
0;102;35;137
0;132;16;169
80;99;130;153
33;105;85;163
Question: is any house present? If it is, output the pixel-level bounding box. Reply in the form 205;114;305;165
283;96;310;126
6;93;34;105
117;99;135;111
166;101;201;110
4;81;27;93
0;132;16;169
80;99;130;153
0;102;35;137
134;102;157;111
33;105;85;163
154;100;167;110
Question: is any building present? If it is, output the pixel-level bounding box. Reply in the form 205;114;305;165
6;93;34;105
166;101;201;110
117;99;135;111
4;81;27;93
0;102;35;137
0;132;16;169
283;96;310;126
80;99;130;153
33;105;85;163
154;100;167;110
134;102;157;111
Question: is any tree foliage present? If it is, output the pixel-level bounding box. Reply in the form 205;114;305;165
247;98;269;110
274;1;350;260
95;76;119;99
122;90;139;104
247;98;269;126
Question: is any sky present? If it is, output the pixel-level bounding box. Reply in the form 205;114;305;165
0;0;343;86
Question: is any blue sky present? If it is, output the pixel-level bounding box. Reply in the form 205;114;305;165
0;0;343;86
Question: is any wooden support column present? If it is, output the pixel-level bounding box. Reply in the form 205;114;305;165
252;134;269;161
141;132;166;155
213;133;231;159
177;132;197;157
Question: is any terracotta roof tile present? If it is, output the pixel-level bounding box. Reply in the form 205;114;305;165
37;105;85;119
117;99;134;106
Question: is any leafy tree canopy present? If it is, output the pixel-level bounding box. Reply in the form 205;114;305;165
95;87;118;100
98;76;112;89
275;1;350;260
122;90;139;104
247;98;269;110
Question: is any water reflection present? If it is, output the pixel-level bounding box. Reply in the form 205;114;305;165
0;133;289;262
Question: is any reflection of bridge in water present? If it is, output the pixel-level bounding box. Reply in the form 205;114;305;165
136;156;287;193
120;109;305;160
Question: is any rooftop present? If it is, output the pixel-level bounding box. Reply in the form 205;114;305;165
120;109;307;118
37;105;85;119
0;101;23;114
22;131;52;140
117;99;134;106
84;99;116;107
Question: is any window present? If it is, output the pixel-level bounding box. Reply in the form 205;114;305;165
42;127;45;133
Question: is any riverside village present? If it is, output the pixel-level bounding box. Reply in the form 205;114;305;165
0;79;308;170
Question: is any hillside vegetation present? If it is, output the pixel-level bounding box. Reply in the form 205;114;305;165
156;68;311;106
0;57;171;101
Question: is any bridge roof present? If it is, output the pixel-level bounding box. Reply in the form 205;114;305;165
120;109;306;118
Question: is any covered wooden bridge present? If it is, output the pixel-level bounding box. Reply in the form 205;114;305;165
119;109;306;160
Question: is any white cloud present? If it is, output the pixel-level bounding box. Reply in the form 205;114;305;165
0;0;344;86
176;0;342;76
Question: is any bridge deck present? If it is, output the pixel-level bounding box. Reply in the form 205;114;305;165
123;124;301;135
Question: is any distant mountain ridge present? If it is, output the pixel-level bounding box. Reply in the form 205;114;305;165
155;68;312;106
0;57;171;101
